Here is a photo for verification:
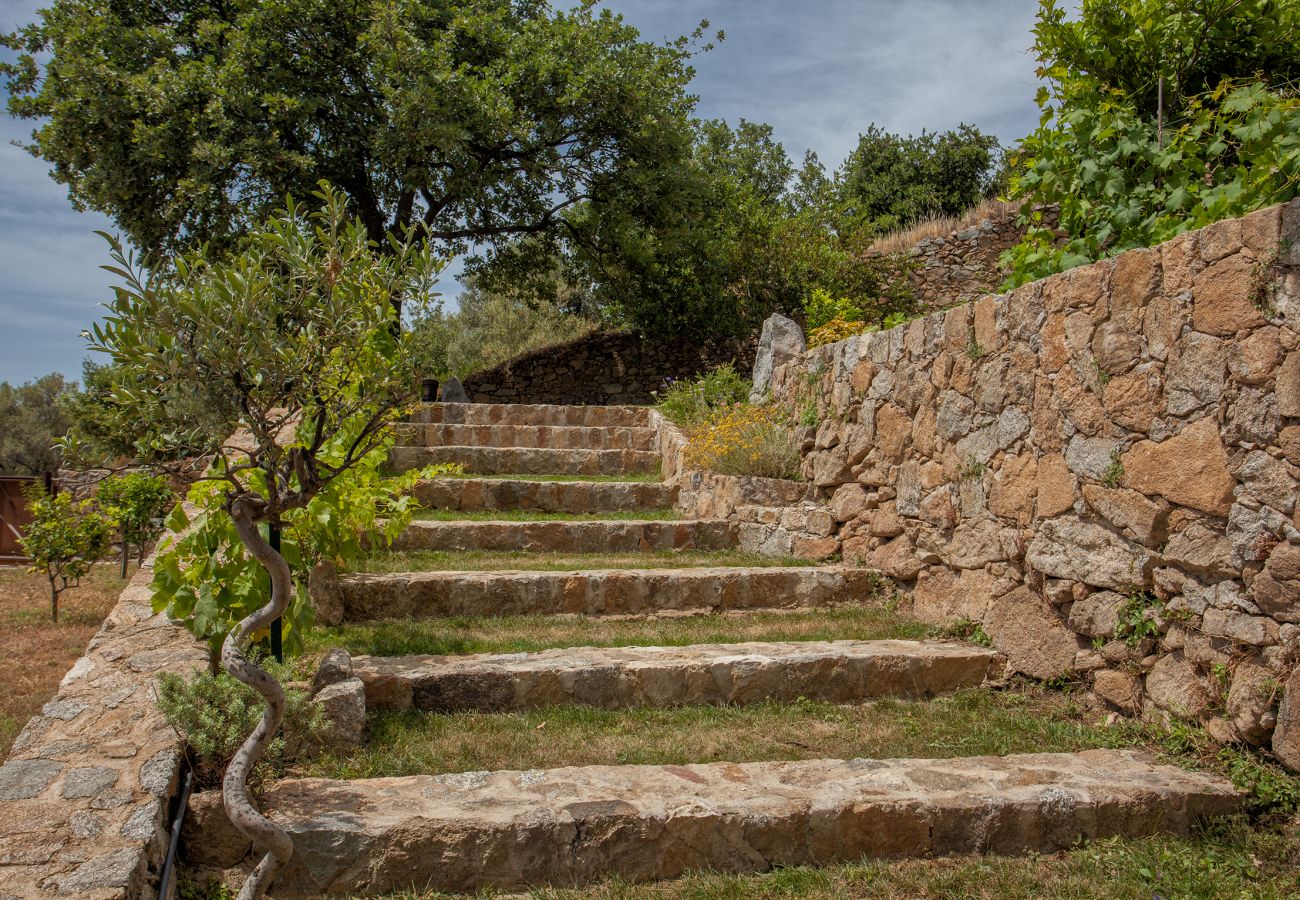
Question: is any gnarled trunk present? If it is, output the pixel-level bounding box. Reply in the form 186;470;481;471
221;506;294;899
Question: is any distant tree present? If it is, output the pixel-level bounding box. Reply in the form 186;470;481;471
0;373;74;476
837;124;1005;229
2;0;707;301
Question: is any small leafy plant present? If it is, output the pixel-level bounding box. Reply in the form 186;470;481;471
654;363;750;429
1114;591;1162;647
1102;452;1125;487
19;483;115;622
935;617;993;647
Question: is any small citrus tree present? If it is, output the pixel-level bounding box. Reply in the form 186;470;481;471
89;184;441;900
19;483;115;622
96;471;174;575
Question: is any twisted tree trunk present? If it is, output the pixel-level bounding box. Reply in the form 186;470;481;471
222;504;294;899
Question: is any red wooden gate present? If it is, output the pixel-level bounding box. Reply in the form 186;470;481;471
0;475;45;565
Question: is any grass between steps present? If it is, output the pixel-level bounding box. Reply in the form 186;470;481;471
353;549;817;573
304;603;930;657
410;508;679;522
281;685;1300;899
445;472;663;483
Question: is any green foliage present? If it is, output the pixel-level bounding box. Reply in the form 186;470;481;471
406;276;595;379
1005;0;1300;285
152;440;427;663
156;661;325;787
1115;591;1162;647
89;186;439;660
95;472;174;565
1219;745;1300;814
653;363;751;429
934;618;993;647
838;123;1006;228
18;484;115;622
0;373;73;475
1;0;706;276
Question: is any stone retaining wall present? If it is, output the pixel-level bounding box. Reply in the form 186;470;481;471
462;330;756;406
884;207;1032;313
0;558;206;896
760;201;1300;769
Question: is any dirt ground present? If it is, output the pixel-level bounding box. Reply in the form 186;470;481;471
0;562;132;757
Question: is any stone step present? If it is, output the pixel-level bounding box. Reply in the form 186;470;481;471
410;477;677;514
389;445;661;476
353;639;1001;712
395;423;658;451
411;402;650;428
390;519;735;554
340;566;872;620
185;749;1240;896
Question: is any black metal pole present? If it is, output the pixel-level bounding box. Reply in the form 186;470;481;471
269;523;283;663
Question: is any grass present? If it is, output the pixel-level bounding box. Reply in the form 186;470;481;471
297;684;1160;781
410;508;679;522
353;548;818;574
443;472;663;483
304;603;930;657
0;562;133;757
865;198;1018;256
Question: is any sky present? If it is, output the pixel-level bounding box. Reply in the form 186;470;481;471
0;0;1043;386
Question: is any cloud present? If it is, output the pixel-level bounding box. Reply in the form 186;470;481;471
0;0;1045;383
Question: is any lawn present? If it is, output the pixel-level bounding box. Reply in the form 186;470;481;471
353;548;819;574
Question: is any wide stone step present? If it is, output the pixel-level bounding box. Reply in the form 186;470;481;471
186;750;1240;896
411;402;650;428
340;566;873;620
390;519;735;553
396;423;658;451
411;477;677;513
389;445;660;476
353;639;1001;712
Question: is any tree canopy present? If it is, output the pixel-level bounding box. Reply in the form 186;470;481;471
2;0;705;263
0;374;74;476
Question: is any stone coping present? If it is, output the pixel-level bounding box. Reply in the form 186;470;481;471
0;558;207;898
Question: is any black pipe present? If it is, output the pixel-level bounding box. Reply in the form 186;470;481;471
269;523;283;664
157;766;194;900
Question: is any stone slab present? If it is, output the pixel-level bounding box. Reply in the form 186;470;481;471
389;445;661;476
340;566;879;620
186;750;1241;896
390;519;736;553
410;403;649;428
352;639;1001;711
410;478;677;514
395;423;658;451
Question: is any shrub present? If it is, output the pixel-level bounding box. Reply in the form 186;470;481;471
684;404;803;480
19;484;115;622
808;316;862;349
156;662;325;788
654;363;750;429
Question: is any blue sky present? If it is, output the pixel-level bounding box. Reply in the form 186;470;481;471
0;0;1043;385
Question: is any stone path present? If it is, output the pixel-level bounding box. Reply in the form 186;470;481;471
192;401;1243;894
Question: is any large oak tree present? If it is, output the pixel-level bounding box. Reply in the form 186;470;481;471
2;0;704;267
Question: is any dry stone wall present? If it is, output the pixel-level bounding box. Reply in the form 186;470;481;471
462;330;755;406
765;201;1300;768
884;207;1041;313
0;558;207;896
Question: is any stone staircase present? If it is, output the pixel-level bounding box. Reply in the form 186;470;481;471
198;402;1243;895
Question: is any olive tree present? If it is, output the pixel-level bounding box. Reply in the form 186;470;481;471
89;185;440;899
